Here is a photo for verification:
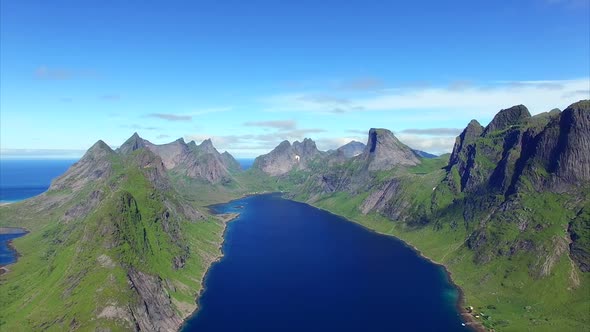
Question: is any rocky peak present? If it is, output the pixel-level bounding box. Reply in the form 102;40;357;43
361;128;420;171
119;132;148;155
144;138;190;170
198;139;217;154
292;138;320;158
336;140;366;158
252;138;321;176
449;120;483;167
85;140;115;159
221;151;241;172
483;105;531;136
275;140;292;151
50;140;116;191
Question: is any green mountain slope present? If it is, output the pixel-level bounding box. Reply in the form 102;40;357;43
0;139;229;331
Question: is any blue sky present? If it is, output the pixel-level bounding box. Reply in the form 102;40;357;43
1;0;589;158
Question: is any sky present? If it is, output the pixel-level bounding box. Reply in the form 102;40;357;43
1;0;589;158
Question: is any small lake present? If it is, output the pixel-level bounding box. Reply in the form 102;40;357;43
183;194;467;331
0;231;27;266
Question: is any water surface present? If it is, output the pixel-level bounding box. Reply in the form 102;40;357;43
0;159;77;202
0;231;27;266
183;194;466;332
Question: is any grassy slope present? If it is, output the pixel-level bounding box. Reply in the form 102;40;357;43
0;154;226;331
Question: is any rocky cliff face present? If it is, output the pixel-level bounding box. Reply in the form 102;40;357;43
447;101;590;196
514;100;590;193
253;138;321;176
360;128;420;171
438;100;590;271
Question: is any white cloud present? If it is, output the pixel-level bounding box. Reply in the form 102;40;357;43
260;78;589;117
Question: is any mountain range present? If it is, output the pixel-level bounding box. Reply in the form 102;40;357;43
1;100;588;331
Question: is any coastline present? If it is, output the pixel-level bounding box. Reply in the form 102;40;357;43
296;199;488;332
178;201;242;331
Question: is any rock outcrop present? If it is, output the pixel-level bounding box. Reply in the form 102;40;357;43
127;269;184;331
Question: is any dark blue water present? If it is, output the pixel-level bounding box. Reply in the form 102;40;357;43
0;159;77;202
183;194;466;332
0;232;27;266
237;158;255;170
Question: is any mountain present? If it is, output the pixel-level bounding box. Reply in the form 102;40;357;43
412;149;438;158
336;140;365;158
361;128;420;171
119;134;241;184
252;138;321;176
0;134;230;331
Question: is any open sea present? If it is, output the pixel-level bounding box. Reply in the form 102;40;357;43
0;159;77;203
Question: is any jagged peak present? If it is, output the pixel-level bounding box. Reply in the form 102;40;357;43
483;104;531;136
200;138;213;146
198;138;218;154
293;137;317;147
275;140;292;150
119;132;149;154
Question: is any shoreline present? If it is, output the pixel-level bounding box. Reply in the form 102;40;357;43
0;227;29;275
178;200;243;331
295;199;488;332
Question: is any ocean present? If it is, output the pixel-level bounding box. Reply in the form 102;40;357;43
0;159;77;203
